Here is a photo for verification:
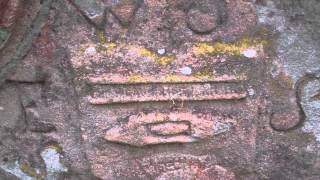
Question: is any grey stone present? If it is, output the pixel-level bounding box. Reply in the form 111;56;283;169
110;0;141;26
25;108;56;133
8;62;46;83
0;84;24;130
187;9;220;34
72;0;106;27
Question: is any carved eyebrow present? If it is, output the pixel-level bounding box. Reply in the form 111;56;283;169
86;74;247;85
87;82;247;105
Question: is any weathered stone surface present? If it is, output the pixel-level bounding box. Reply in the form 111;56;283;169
69;0;106;27
110;0;141;26
0;0;49;86
187;8;220;34
0;85;24;130
8;62;46;83
0;168;19;180
1;0;320;179
25;108;56;133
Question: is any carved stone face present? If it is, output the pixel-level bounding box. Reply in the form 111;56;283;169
67;0;302;179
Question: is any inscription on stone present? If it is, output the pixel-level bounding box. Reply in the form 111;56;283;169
109;154;235;180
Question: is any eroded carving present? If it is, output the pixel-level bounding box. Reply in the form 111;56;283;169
68;0;106;27
110;0;142;26
0;0;21;49
186;0;225;34
104;111;235;146
110;154;235;179
89;82;247;104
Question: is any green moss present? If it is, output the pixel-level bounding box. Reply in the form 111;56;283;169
19;161;43;180
96;30;106;44
44;144;63;154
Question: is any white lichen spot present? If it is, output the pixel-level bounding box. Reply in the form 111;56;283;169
180;66;192;75
157;48;166;55
84;46;97;56
213;122;231;135
0;161;35;180
0;106;3;111
40;147;68;180
242;48;257;58
248;88;255;96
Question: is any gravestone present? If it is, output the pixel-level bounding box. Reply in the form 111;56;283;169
1;0;320;179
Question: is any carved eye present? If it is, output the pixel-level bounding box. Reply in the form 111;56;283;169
186;8;220;34
186;0;225;34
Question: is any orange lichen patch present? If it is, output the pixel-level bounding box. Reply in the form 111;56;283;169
192;37;268;57
87;73;246;84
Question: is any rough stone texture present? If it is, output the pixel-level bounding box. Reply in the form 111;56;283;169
0;0;320;179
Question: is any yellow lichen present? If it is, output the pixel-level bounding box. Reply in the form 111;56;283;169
165;75;180;82
96;30;106;44
128;75;145;83
156;55;175;66
45;144;63;154
19;161;43;180
132;46;175;66
97;42;117;54
136;47;154;58
192;37;267;56
75;44;87;54
193;68;215;80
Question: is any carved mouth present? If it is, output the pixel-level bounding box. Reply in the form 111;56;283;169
147;121;191;136
86;74;248;105
103;112;235;146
